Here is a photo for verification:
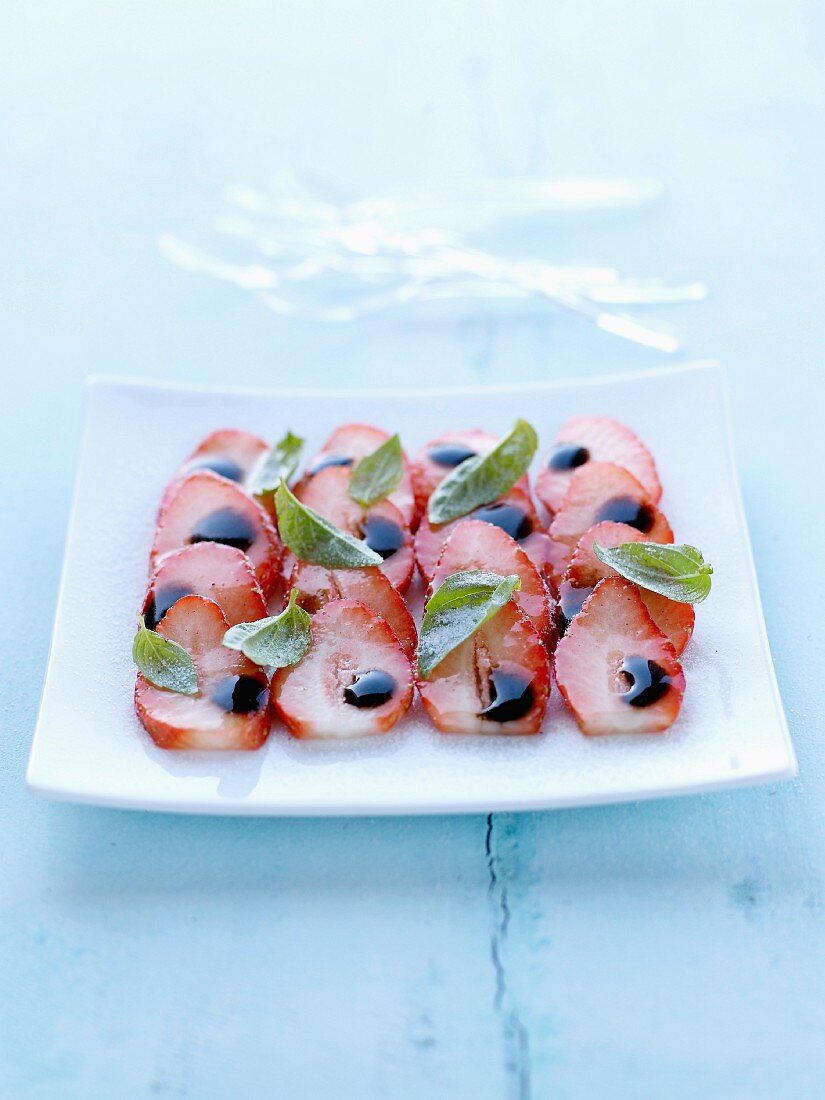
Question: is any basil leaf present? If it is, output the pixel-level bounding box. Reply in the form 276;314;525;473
418;570;521;679
274;479;382;568
132;617;198;694
427;419;538;525
593;541;713;603
223;589;311;668
250;430;305;497
349;433;403;508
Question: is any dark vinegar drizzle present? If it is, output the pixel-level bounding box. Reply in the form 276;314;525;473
428;443;478;467
618;657;673;708
189;508;256;552
344;670;396;708
596;497;654;533
548;443;589;471
480;669;535;723
361;516;404;559
471;502;532;541
212;675;268;714
144;583;193;631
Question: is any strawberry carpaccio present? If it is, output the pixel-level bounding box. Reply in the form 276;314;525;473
135;417;695;747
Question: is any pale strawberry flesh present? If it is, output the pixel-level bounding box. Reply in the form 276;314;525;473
297;467;414;592
144;543;267;630
414;484;542;584
272;599;413;739
300;423;418;527
554;578;684;735
430;519;553;646
151;470;282;597
417;602;550;735
536;416;662;515
549;462;671;552
289;562;418;658
134;595;270;750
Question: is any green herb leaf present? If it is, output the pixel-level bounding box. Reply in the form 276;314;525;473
132;617;198;694
250;430;305;497
274;479;383;568
593;541;714;603
223;588;312;668
427;419;538;525
418;570;521;679
349;433;403;507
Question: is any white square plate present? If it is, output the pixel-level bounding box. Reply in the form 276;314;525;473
28;362;795;815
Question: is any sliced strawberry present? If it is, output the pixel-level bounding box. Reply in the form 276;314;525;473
135;595;270;750
565;520;674;588
414;484;542;584
272;599;413;739
561;522;693;654
417;601;550;735
297;466;414;593
411;428;529;512
430;519;553;646
519;530;570;596
159;429;269;514
289;562;418;658
151;471;282;597
549;462;671;552
554;578;685;735
298;423;418;527
536;416;662;515
143;543;267;630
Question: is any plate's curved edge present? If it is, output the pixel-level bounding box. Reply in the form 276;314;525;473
26;757;797;816
715;368;798;776
84;359;723;402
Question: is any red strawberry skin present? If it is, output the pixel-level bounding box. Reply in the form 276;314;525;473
289;562;418;658
298;423;418;528
135;596;270;750
549;462;671;552
536;416;662;515
417;601;551;735
430;519;554;647
143;543;267;630
159;429;269;514
414;484;541;584
297;466;414;593
151;470;282;597
272;599;413;739
554;578;685;735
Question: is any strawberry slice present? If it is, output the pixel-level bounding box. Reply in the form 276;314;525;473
417;601;550;734
549;462;671;552
430;519;553;646
554;578;685;735
297;466;414;593
561;521;693;654
411;428;529;512
151;471;282;597
289;562;418;658
565;520;673;587
143;543;267;630
159;429;269;514
536;416;662;515
299;423;418;527
414;484;543;584
272;599;413;739
135;595;270;750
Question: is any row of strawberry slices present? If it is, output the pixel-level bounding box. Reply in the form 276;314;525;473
134;415;708;748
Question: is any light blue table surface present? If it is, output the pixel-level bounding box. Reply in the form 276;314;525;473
3;2;824;1096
